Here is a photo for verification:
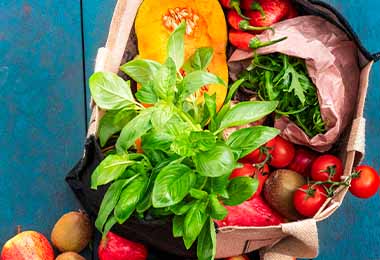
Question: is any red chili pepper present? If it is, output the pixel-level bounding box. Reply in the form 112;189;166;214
241;0;266;18
229;30;287;51
285;4;298;19
219;0;251;20
245;0;290;27
227;10;272;32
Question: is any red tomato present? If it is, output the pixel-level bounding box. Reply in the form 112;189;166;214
349;165;380;199
229;164;255;179
293;184;327;217
253;164;270;196
241;136;295;168
288;148;318;176
266;136;295;168
310;155;343;182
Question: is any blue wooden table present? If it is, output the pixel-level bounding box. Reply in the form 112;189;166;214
0;1;379;259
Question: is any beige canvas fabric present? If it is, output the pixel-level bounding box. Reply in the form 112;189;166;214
87;0;372;259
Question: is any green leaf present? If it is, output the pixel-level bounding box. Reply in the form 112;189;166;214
173;215;185;238
183;47;214;73
102;215;117;238
208;194;228;220
135;82;158;104
116;109;153;154
180;71;225;100
226;126;280;158
189;131;216;151
223;177;258;206
98;109;137;147
120;59;161;85
170;134;195;157
167;22;186;70
210;175;230;198
151;104;174;129
170;200;197;215
153;58;177;101
183;200;208;249
135;170;159;214
197;217;216;260
219;101;278;130
224;78;245;105
152;164;196;208
194;144;236;177
204;93;217;123
114;175;148;223
141;130;174;152
91;154;133;189
89;72;136;110
189;188;208;200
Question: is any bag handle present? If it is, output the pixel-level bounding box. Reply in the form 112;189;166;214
260;219;319;260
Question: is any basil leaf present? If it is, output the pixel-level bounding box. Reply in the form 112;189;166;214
224;78;245;105
151;104;173;129
153;58;177;101
167;21;186;70
91;154;133;189
170;134;195;157
120;59;161;85
136;170;159;214
152;164;196;208
170;200;197;216
197;217;216;260
180;71;225;100
211;101;230;132
219;101;278;130
208;194;228;220
209;175;230;199
135;82;158;104
204;93;217;120
223;177;258;206
102;215;117;238
95;176;139;231
89;72;135;110
189;188;208;200
173;215;185;238
183;47;214;73
114;175;148;223
183;200;208;249
226;126;280;158
190;131;216;151
194;144;235;177
116;109;153;154
141;131;174;152
98;109;137;147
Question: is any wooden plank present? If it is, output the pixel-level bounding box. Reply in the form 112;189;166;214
0;0;89;257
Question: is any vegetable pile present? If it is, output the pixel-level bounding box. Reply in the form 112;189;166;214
90;22;280;260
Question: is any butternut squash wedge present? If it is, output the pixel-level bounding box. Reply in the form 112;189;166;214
135;0;228;109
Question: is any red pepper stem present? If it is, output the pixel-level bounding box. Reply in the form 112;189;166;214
230;0;251;20
239;20;273;32
250;2;266;18
249;36;288;49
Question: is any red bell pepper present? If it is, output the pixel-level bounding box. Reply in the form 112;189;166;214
229;30;287;51
219;0;250;20
227;10;272;32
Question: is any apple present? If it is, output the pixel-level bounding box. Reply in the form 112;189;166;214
98;232;148;260
1;231;54;260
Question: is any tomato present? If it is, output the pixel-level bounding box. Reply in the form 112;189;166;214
253;164;270;196
230;164;255;179
310;155;343;182
293;184;327;217
349;165;380;199
288;148;318;176
241;136;295;168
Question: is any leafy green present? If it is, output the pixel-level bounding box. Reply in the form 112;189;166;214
208;194;228;220
239;53;326;137
197;217;216;260
223;177;258;206
167;22;186;70
120;59;161;85
183;200;208;249
183;47;214;73
173;214;185;237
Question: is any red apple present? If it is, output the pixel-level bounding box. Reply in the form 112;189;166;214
226;255;250;260
1;231;55;260
98;232;148;260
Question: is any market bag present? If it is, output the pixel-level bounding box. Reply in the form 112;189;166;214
66;0;379;259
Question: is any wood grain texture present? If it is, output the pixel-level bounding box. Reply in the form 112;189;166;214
0;0;89;258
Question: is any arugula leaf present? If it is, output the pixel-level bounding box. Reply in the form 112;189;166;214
173;214;185;238
91;154;133;189
114;175;148;223
194;144;236;177
183;200;208;249
223;177;258;206
197;217;216;260
183;47;214;73
226;126;280;158
89;72;136;110
208;194;228;220
116;109;153;154
152;164;196;208
98;109;137;147
120;59;161;85
218;101;278;130
180;71;225;100
167;22;186;70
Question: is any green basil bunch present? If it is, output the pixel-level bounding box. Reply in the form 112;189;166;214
89;22;279;260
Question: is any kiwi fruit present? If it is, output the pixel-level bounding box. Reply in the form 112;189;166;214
51;211;92;253
263;169;306;220
55;252;85;260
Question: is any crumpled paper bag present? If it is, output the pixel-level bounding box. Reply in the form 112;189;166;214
229;16;360;152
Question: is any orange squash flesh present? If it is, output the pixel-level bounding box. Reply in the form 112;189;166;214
135;0;229;109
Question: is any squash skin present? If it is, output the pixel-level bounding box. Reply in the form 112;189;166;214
135;0;228;109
